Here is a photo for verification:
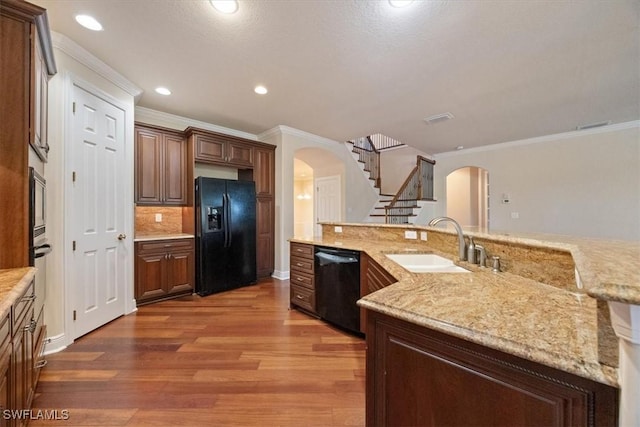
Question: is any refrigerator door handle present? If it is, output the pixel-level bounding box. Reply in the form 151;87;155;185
223;193;230;248
226;193;232;248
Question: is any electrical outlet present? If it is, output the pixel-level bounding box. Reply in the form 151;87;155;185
155;213;162;222
511;212;519;219
420;231;428;241
404;230;418;239
334;226;343;233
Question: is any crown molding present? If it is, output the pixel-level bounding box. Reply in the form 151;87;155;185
51;31;143;101
135;107;258;140
259;125;340;146
435;120;640;159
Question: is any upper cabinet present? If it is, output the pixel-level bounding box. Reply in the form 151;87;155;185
187;128;254;169
135;124;188;206
0;0;56;268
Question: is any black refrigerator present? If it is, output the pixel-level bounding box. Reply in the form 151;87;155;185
195;177;257;296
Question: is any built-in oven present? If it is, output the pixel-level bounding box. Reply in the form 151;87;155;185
29;167;51;264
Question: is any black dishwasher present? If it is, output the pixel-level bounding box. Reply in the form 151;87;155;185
314;246;361;335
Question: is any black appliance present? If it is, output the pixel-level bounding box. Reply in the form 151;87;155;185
195;177;257;296
29;167;52;265
314;246;361;334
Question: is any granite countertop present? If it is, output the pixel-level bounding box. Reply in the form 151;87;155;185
0;267;36;318
134;233;195;242
290;233;620;387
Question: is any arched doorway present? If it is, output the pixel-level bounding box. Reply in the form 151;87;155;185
445;166;489;231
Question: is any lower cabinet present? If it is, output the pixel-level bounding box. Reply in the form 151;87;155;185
360;254;396;334
289;242;317;315
135;238;194;305
0;313;10;427
366;310;618;427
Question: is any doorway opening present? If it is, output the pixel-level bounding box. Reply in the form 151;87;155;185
293;148;345;238
445;166;489;231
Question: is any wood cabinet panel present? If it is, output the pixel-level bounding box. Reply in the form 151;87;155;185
366;311;618;427
0;313;9;427
194;133;225;163
0;0;55;269
227;142;253;167
360;254;396;334
135;124;187;206
135;239;194;305
289;242;317;315
256;197;274;278
254;148;275;196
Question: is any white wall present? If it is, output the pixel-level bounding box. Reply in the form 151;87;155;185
46;33;138;351
380;145;434;195
433;122;640;241
259;127;379;278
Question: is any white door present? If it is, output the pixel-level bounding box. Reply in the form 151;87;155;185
315;175;342;236
70;84;127;339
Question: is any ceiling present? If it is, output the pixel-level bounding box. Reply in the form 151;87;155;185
33;0;639;154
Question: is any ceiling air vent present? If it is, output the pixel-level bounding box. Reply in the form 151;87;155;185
424;112;454;125
576;120;611;131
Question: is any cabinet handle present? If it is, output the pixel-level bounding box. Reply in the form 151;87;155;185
296;277;304;281
35;360;48;369
296;263;303;267
24;319;37;334
296;295;304;300
22;294;36;302
296;249;304;252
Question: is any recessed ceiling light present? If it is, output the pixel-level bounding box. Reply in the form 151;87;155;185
75;14;103;31
155;87;171;96
210;0;239;14
254;85;268;95
389;0;414;8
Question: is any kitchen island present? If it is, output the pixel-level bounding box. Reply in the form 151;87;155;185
292;222;640;425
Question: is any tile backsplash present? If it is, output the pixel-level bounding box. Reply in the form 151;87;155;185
135;206;183;234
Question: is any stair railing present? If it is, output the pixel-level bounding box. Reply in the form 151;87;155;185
369;134;405;151
351;136;381;188
384;156;435;224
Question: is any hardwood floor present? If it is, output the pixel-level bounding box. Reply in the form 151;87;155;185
31;278;365;426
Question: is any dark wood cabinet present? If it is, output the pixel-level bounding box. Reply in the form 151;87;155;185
252;147;276;277
0;313;9;427
189;128;254;168
289;242;317;315
0;0;56;269
360;255;396;334
135;239;194;305
366;310;618;427
135;124;187;206
11;280;37;426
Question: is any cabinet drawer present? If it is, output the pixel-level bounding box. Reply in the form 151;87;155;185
290;284;315;313
291;256;313;274
136;239;194;253
290;243;314;260
290;271;314;290
12;280;35;336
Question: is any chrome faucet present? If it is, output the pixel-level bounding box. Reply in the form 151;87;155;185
427;216;467;261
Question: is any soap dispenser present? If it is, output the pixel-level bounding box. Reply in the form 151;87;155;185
467;237;476;264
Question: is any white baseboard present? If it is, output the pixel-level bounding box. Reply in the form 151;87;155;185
43;333;69;355
272;270;290;280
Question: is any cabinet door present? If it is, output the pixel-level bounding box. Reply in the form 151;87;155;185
227;142;253;167
32;33;49;162
135;128;162;204
256;197;274;277
135;248;168;302
163;133;187;205
195;134;226;164
367;312;618;427
165;245;194;295
254;148;275;197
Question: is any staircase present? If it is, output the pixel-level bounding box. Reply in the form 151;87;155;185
346;136;435;224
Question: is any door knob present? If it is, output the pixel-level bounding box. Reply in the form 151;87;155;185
117;233;127;240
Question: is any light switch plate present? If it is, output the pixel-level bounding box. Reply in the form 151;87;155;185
334;226;343;233
155;213;162;222
420;231;428;241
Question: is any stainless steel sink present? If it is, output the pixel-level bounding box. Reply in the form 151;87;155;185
385;253;470;273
